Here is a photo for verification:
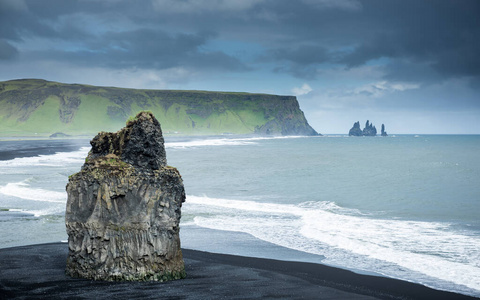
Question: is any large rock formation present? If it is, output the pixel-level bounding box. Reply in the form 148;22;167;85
381;124;388;136
348;120;381;136
348;121;363;136
65;111;186;281
362;120;377;136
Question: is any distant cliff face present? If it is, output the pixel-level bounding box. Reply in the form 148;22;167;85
0;79;318;136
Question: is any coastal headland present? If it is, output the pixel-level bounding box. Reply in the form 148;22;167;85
0;79;318;137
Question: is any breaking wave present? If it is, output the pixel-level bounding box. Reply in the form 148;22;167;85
184;195;480;296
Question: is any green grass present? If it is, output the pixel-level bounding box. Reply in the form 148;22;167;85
69;95;123;134
0;79;315;136
0;96;63;135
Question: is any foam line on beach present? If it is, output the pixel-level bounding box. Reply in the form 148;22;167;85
0;181;66;203
165;135;307;149
184;194;480;295
0;147;89;169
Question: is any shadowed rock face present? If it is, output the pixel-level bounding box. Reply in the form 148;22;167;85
349;121;363;136
362;120;377;136
65;111;186;281
381;124;388;136
88;112;167;170
348;120;379;137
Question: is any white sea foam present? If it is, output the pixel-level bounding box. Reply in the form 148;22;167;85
0;181;66;203
300;207;480;292
166;138;257;148
165;136;307;149
27;206;65;217
184;195;480;295
0;147;89;168
3;204;64;217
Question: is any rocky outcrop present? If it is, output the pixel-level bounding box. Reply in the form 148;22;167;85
348;121;363;136
362;120;377;136
381;124;388;136
65;111;186;281
349;120;384;136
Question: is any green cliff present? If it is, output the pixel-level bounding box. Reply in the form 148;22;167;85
0;79;318;137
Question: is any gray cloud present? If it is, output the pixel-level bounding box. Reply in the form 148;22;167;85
267;45;330;79
0;0;247;72
21;28;247;72
270;45;330;66
261;0;480;84
1;0;479;86
0;40;18;60
336;2;480;82
151;0;264;13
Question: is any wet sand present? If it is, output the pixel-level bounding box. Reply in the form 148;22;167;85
0;243;476;299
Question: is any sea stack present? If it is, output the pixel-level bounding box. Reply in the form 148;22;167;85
348;121;363;136
381;124;388;136
348;120;380;136
362;120;377;136
65;111;186;281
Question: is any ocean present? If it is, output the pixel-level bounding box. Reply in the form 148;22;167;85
0;135;479;297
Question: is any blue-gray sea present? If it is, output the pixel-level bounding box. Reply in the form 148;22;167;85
0;135;479;297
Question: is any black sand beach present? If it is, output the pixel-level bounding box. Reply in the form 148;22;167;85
0;139;89;161
0;243;476;300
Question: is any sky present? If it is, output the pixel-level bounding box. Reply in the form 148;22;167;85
1;0;479;134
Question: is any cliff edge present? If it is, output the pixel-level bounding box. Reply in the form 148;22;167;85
0;79;318;136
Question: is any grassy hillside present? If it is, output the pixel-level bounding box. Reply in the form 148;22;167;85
0;79;318;137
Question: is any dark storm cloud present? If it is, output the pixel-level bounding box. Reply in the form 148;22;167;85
269;46;328;65
99;29;247;71
266;45;330;79
0;0;247;72
26;28;246;71
1;0;479;85
270;0;480;84
336;1;480;82
235;0;480;84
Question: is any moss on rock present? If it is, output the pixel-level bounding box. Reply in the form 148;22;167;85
65;112;185;282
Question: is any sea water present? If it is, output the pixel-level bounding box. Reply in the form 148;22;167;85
0;135;479;297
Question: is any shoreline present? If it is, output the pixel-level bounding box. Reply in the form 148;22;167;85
1;138;479;298
0;139;90;161
0;242;477;299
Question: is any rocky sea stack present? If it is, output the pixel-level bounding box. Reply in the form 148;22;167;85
65;111;186;281
349;120;387;137
348;121;363;136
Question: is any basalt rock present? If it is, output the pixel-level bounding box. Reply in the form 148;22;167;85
362;120;377;136
65;111;186;281
348;121;363;136
381;124;388;136
349;120;380;136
